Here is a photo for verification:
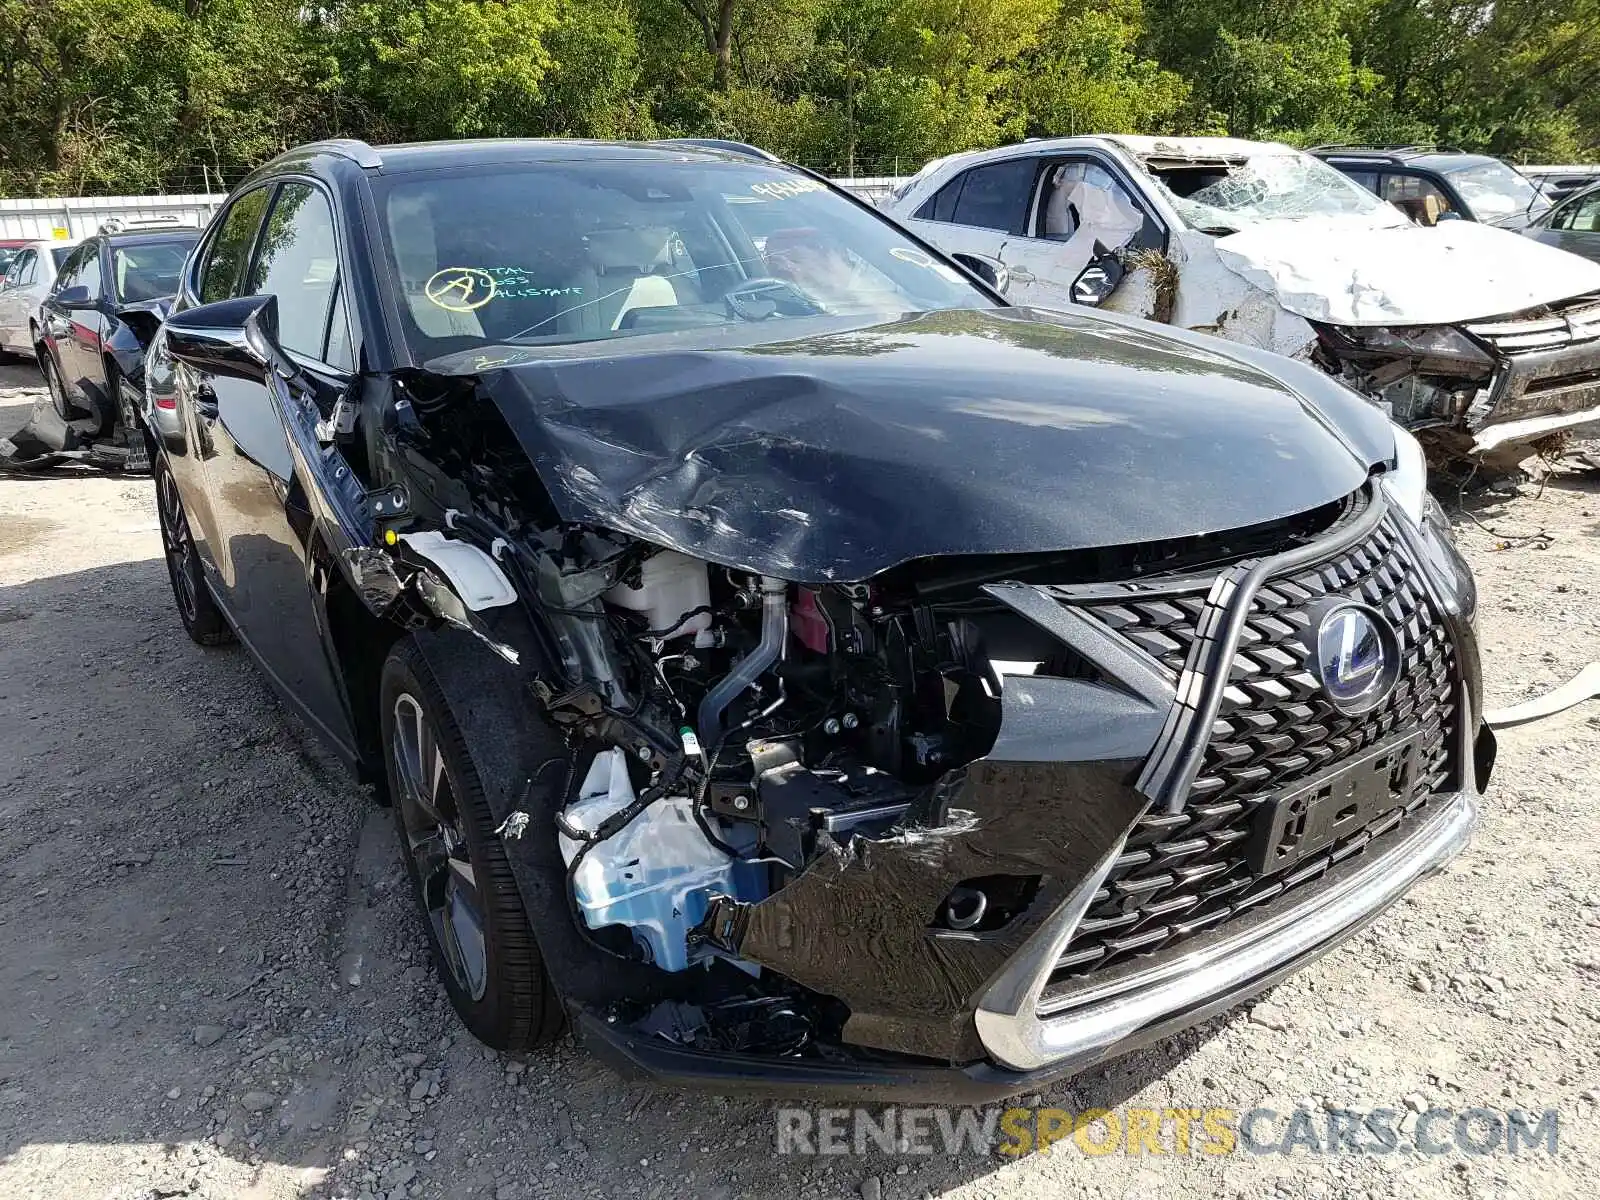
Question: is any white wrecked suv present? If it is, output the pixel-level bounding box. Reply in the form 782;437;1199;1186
884;136;1600;463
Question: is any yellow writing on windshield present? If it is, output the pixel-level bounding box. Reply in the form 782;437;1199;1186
424;267;497;312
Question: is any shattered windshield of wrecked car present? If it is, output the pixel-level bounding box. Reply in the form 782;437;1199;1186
1152;151;1402;232
373;159;992;358
1444;160;1548;223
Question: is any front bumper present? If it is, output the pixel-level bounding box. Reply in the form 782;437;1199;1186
974;785;1476;1072
577;786;1476;1101
1464;306;1600;450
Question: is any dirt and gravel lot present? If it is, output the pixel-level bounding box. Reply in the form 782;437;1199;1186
1;358;1597;1200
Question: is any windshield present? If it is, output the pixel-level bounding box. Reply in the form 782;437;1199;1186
1444;161;1548;223
373;158;991;358
112;239;195;303
1150;151;1400;232
51;246;75;268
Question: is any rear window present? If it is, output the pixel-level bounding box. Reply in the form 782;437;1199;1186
112;238;197;304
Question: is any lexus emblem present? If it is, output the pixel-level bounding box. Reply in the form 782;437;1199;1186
1313;603;1399;714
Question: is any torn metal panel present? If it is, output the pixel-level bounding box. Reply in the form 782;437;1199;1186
710;686;1155;1061
1167;232;1319;359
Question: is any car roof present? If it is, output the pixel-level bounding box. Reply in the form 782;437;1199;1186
905;135;1300;175
1556;179;1600;205
1102;135;1297;160
98;229;201;247
1310;146;1502;171
255;136;790;182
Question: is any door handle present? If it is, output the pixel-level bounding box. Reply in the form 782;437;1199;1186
195;383;219;420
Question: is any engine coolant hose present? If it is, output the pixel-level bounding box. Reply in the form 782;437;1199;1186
696;576;787;741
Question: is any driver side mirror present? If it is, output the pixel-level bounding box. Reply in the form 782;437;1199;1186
165;294;301;384
55;284;93;308
1072;253;1125;306
950;252;1010;295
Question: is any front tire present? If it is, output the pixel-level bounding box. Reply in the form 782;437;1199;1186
380;638;564;1052
154;455;233;646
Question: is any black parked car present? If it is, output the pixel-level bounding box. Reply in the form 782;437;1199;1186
1311;145;1549;229
141;137;1491;1098
37;222;200;439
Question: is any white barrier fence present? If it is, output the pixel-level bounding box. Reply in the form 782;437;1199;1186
0;194;224;242
0;174;909;243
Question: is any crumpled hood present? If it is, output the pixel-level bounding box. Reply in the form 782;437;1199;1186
1213;217;1600;326
449;307;1388;582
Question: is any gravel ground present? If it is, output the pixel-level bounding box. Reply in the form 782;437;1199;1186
1;358;1597;1200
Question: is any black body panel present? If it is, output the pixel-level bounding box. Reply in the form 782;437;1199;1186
453;306;1394;583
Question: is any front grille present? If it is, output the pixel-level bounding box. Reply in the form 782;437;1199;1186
1048;517;1459;987
1465;292;1600;353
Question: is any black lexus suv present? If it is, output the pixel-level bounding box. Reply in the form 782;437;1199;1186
139;137;1492;1098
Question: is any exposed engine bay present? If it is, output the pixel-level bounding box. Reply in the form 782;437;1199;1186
391;483;1056;1054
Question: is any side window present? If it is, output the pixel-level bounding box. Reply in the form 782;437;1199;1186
1555;193;1600;233
11;251;36;286
51;245;86;293
77;246;102;298
1381;173;1456;223
1340;168;1379;193
1036;158;1163;253
948;159;1038;234
199;187;272;304
245;183;341;360
324;283;355;371
915;176;966;223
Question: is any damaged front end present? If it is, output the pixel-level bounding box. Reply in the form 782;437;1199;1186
1312;323;1497;448
311;305;1487;1098
1100;142;1600;464
510;484;1485;1096
1312;297;1600;463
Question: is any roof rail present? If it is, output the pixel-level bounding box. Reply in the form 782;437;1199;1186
98;215;195;235
1308;142;1467;158
295;138;384;169
651;138;782;163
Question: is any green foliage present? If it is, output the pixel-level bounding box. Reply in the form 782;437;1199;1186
2;0;1598;196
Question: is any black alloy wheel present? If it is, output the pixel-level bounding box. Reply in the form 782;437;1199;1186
390;689;491;1002
153;455;233;645
379;638;563;1052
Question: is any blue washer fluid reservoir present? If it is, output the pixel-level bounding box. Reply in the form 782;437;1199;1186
558;748;763;972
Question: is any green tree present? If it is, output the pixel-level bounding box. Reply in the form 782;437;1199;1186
1013;0;1190;137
